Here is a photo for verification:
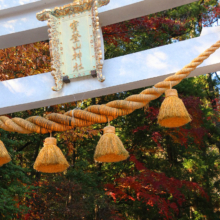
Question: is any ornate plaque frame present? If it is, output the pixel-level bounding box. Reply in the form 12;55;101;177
37;0;110;91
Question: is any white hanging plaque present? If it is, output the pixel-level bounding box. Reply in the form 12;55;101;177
37;0;110;91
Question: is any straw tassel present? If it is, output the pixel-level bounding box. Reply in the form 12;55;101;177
158;89;192;128
0;140;11;166
94;126;129;163
34;137;69;173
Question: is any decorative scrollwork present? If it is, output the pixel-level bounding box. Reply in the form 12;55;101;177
97;0;110;7
36;0;110;21
92;0;105;82
48;14;63;91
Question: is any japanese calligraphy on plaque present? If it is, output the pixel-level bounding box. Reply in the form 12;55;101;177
36;0;110;91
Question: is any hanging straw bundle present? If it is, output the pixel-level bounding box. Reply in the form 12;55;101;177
158;89;192;128
94;126;129;163
34;137;69;173
0;140;11;166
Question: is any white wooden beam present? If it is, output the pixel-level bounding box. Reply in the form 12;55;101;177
0;0;198;49
98;0;198;26
0;26;219;115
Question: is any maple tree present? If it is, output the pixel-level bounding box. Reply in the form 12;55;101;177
102;0;220;59
113;75;220;219
105;155;208;220
0;42;51;81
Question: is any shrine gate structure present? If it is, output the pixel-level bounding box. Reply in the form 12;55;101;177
0;0;220;114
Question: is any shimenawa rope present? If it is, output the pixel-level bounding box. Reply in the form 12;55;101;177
1;40;220;134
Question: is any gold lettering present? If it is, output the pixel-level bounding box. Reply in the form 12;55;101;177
70;20;84;73
71;33;81;43
70;20;79;32
72;50;82;61
78;63;84;70
72;43;81;51
73;63;79;72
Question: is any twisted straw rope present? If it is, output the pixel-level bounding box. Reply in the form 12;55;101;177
1;40;220;134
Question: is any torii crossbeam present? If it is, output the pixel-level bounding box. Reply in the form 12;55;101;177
0;0;198;49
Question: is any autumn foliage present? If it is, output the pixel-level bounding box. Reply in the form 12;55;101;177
0;0;220;219
0;42;51;81
102;16;188;46
105;155;208;220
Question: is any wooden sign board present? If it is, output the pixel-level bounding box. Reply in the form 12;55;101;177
37;0;109;91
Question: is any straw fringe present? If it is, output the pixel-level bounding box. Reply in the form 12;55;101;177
94;126;129;163
34;137;69;173
0;140;11;166
158;89;192;128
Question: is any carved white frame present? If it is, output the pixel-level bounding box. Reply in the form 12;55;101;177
37;0;109;91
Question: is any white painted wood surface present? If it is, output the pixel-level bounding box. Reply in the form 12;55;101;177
0;26;219;115
0;0;198;49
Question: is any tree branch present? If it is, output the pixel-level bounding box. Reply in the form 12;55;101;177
215;72;220;81
17;142;32;152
